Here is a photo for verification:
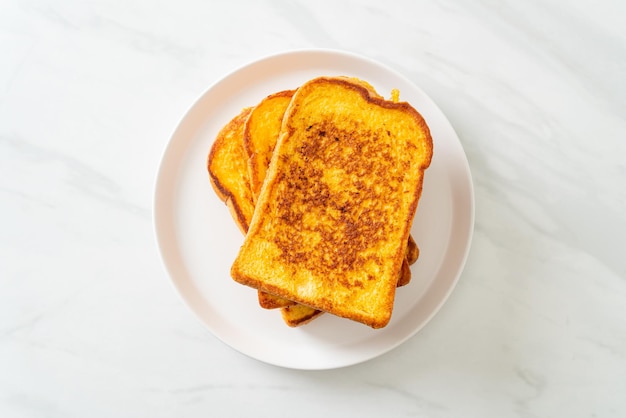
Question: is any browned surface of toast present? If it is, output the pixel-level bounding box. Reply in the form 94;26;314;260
406;234;419;265
230;77;433;328
259;235;418;309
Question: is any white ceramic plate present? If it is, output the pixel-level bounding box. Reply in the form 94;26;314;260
154;49;474;370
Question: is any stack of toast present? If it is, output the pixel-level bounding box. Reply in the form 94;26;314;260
207;76;432;328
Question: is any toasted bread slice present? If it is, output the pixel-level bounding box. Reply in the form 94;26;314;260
207;107;255;234
231;77;433;328
208;83;425;327
207;101;420;327
245;87;418;315
206;104;416;324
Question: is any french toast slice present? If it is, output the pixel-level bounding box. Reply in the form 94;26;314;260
206;101;418;325
243;88;417;313
208;81;426;327
207;107;255;234
231;77;433;328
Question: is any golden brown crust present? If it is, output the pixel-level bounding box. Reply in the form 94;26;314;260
231;77;433;328
281;305;324;327
406;234;419;265
397;258;412;287
258;290;296;309
243;90;296;203
207;107;255;233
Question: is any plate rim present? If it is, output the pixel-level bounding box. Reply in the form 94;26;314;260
153;48;475;370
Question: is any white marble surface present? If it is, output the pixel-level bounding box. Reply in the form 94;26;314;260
1;0;625;416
